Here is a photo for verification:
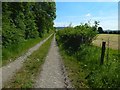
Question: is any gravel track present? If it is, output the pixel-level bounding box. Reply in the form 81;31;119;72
0;34;53;89
34;34;72;88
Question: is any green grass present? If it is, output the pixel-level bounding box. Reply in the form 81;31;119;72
59;44;120;88
2;32;53;67
4;34;53;88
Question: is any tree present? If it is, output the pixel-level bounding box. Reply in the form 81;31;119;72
32;2;56;37
2;2;56;47
98;27;104;34
94;21;99;28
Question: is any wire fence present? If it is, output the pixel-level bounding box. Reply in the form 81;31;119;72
92;35;119;65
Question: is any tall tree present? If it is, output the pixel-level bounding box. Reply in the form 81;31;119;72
2;2;56;47
98;27;104;34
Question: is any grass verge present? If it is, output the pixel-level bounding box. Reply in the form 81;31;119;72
2;32;53;67
3;34;53;88
59;44;120;88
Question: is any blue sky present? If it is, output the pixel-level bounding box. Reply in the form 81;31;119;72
54;2;118;30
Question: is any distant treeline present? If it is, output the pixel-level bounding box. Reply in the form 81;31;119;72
102;30;120;34
97;27;120;34
2;2;56;47
56;27;65;30
56;27;120;34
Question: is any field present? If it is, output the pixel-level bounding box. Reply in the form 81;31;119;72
92;34;119;50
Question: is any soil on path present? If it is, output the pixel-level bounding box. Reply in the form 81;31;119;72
34;35;72;88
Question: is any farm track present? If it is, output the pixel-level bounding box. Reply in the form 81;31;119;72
34;34;72;88
0;34;53;89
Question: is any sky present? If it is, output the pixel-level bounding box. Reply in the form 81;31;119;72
54;1;118;30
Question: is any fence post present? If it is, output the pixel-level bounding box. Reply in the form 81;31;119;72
106;38;109;63
100;41;106;65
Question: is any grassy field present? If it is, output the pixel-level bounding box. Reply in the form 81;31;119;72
4;34;53;88
2;32;53;67
92;34;119;50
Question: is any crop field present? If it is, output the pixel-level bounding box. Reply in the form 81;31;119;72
92;34;119;50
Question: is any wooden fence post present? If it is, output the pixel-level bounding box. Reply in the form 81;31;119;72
100;41;106;65
106;38;109;63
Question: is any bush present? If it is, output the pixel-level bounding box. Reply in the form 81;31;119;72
56;23;97;54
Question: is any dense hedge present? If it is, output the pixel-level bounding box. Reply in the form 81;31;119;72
2;2;56;47
56;23;97;53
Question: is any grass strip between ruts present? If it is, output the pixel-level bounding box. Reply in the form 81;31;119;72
3;34;54;88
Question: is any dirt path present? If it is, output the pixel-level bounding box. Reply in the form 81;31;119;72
0;34;53;89
34;34;72;88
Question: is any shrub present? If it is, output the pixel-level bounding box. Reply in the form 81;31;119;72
56;23;97;54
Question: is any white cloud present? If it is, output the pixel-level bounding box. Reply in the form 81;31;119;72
85;13;91;17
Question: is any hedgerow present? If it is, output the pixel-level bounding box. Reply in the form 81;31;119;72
56;23;97;53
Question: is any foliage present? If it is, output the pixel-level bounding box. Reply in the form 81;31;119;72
2;2;56;47
2;15;24;47
32;2;56;37
56;22;97;53
103;30;120;34
98;27;104;34
2;2;56;63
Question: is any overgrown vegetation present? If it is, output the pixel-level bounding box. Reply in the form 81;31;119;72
2;2;56;65
4;34;53;88
56;22;120;88
56;22;98;53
